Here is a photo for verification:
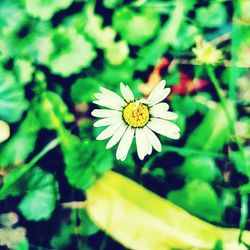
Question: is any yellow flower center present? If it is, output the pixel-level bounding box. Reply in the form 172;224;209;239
123;101;149;128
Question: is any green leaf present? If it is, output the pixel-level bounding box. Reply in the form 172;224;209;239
0;74;28;123
12;238;29;250
171;95;197;117
172;23;200;50
33;91;74;130
230;147;250;176
78;210;99;236
28;30;54;65
48;27;96;77
0;0;26;36
71;77;100;104
84;5;116;49
63;135;113;190
136;1;186;70
196;3;227;28
99;59;136;87
113;6;160;45
86;171;250;250
212;240;223;250
185;102;235;152
168;180;223;222
0;111;40;168
181;156;218;182
83;4;128;65
104;40;129;65
0;17;44;60
103;0;123;9
14;58;34;85
50;222;72;249
18;167;59;221
24;0;74;20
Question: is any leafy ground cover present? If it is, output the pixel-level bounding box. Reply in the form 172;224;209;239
0;0;250;249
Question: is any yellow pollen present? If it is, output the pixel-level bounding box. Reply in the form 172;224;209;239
123;102;149;128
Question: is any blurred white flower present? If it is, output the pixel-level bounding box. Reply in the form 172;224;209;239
0;120;10;143
192;36;223;64
92;80;180;161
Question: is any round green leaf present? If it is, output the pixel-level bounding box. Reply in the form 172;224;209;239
0;75;28;123
168;180;223;222
63;136;113;190
113;7;160;45
18;167;59;221
181;156;218;182
196;3;227;28
71;77;100;104
48;27;97;77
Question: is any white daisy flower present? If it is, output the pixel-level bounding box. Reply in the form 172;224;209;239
91;80;180;161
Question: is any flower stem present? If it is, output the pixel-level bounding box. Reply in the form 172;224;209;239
0;138;59;199
206;65;249;243
206;66;249;178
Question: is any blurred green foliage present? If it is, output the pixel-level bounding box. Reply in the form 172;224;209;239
0;0;250;249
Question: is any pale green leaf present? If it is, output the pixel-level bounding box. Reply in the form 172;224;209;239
14;58;34;85
24;0;74;20
48;27;96;77
196;3;227;28
86;171;250;250
105;40;129;65
113;7;160;45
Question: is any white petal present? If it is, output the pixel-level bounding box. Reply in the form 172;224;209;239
96;122;123;140
147;80;166;101
148;87;171;106
147;118;180;139
126;85;134;101
116;126;134;161
144;126;162;152
150;108;178;120
93;116;122;127
120;82;128;100
99;88;127;107
120;82;134;102
106;124;128;149
94;93;126;108
136;129;146;160
93;100;123;110
141;127;152;155
136;128;152;159
150;103;169;114
91;109;122;118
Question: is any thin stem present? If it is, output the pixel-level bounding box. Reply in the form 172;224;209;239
28;138;60;168
239;194;249;245
61;201;87;209
206;66;250;244
0;138;60;198
206;66;249;178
